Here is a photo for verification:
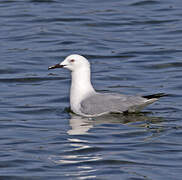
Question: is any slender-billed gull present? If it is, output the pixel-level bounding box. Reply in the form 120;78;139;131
48;54;166;117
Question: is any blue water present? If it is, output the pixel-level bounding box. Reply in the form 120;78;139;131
1;0;182;179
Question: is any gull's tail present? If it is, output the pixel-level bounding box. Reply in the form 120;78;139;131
126;93;167;114
128;93;168;113
143;93;167;100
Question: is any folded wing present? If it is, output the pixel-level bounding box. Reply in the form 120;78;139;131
80;93;152;116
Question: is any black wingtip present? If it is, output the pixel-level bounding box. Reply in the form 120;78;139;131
143;93;168;99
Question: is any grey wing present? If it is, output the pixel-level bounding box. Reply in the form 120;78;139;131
80;93;147;115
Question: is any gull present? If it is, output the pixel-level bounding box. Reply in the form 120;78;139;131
48;54;166;117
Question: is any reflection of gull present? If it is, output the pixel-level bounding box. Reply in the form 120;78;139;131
49;54;166;117
49;112;163;178
68;114;93;135
68;113;163;135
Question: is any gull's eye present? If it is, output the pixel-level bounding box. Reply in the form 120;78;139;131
70;59;75;63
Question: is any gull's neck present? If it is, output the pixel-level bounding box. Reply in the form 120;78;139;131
70;67;95;113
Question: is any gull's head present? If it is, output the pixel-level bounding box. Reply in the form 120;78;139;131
48;54;90;72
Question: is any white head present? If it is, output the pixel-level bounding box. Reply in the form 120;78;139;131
48;54;90;72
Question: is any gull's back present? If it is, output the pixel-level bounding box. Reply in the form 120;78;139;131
80;93;151;116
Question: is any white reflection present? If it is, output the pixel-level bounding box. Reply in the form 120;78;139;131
50;154;101;165
67;114;93;135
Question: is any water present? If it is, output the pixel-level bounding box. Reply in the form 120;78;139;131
1;0;182;179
